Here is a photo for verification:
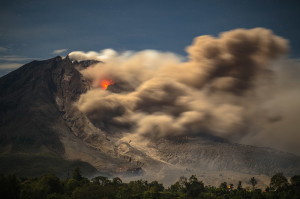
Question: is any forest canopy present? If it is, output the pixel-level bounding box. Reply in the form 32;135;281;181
0;169;299;199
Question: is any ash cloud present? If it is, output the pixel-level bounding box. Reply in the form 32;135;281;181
240;59;300;154
73;28;300;155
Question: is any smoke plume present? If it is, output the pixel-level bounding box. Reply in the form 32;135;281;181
72;28;300;155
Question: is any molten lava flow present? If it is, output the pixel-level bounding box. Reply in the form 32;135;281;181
100;79;114;90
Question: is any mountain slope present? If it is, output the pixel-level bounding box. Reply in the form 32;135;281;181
0;56;299;183
0;56;138;176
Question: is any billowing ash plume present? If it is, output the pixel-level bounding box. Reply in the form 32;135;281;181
70;28;300;155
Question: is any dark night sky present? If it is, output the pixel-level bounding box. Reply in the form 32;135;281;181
0;0;300;76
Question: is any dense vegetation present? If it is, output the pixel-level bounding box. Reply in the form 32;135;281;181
0;169;299;199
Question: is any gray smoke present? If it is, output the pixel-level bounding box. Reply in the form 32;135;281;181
71;28;300;155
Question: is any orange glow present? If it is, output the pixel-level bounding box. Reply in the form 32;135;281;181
100;79;114;90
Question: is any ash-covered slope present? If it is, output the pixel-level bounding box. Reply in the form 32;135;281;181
116;133;300;187
154;136;300;175
119;133;300;182
0;56;299;181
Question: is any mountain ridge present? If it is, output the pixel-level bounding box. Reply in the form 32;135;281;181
0;56;299;184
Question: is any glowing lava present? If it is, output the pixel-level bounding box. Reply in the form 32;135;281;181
100;79;114;90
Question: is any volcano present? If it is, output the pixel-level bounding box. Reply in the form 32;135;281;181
0;56;299;186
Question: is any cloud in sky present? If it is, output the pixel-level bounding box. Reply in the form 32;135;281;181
0;47;8;53
69;49;123;61
0;63;22;70
0;0;300;67
52;49;68;55
0;55;37;62
0;55;38;76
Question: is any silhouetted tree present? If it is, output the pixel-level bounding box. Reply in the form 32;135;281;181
219;182;227;190
1;172;299;199
290;175;300;197
185;175;205;198
0;174;20;199
72;168;83;181
20;174;64;199
112;177;122;186
72;183;114;199
39;174;63;194
143;181;164;199
290;175;300;187
91;176;110;186
128;179;148;196
64;178;80;194
237;181;243;190
250;177;257;190
229;183;234;191
149;180;164;192
270;173;289;191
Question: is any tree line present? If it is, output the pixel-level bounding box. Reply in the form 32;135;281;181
0;168;299;199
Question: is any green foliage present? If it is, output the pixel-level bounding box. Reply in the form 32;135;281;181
128;179;149;195
270;172;289;191
20;174;64;199
71;168;82;181
0;174;20;199
237;181;242;190
91;176;110;186
0;172;299;199
290;175;300;197
64;179;80;194
39;174;63;194
290;175;300;186
219;182;228;190
72;183;115;199
112;177;122;186
185;175;205;198
249;177;257;189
